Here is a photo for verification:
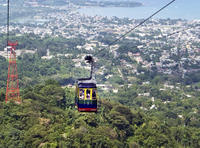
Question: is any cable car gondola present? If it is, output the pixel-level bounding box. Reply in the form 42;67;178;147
75;56;97;112
74;1;177;112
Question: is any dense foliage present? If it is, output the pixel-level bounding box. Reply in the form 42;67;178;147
0;80;200;147
0;32;200;147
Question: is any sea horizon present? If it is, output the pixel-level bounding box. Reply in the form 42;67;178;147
77;0;200;20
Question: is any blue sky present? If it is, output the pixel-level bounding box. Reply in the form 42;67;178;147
137;0;200;19
88;0;200;19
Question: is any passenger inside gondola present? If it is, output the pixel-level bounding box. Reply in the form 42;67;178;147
92;90;96;99
86;89;90;99
79;89;84;99
75;55;97;112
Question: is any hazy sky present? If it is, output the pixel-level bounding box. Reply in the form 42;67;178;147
80;0;200;19
135;0;200;19
151;0;200;19
138;0;199;7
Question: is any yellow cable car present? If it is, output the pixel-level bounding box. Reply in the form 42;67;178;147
75;56;97;112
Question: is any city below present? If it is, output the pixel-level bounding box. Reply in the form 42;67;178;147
0;0;200;91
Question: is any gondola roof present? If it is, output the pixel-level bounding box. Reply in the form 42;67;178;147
78;79;97;88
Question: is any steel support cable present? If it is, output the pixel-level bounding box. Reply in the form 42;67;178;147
167;25;200;37
96;0;176;57
145;24;200;46
7;0;9;46
119;25;200;84
93;0;176;79
7;0;10;59
92;0;177;85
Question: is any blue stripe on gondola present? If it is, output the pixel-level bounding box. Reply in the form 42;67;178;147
78;103;97;108
78;83;97;88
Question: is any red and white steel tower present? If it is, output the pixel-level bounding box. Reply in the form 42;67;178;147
5;41;20;103
5;0;20;103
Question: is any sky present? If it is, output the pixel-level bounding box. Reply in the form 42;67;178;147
149;0;200;19
84;0;200;20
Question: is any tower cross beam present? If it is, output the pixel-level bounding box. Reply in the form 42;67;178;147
5;42;21;104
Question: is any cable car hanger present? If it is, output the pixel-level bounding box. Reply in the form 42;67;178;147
74;0;176;112
78;55;95;81
75;56;97;112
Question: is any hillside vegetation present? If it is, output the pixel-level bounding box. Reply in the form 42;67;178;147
0;80;200;147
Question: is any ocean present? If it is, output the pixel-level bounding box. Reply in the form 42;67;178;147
78;0;200;20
